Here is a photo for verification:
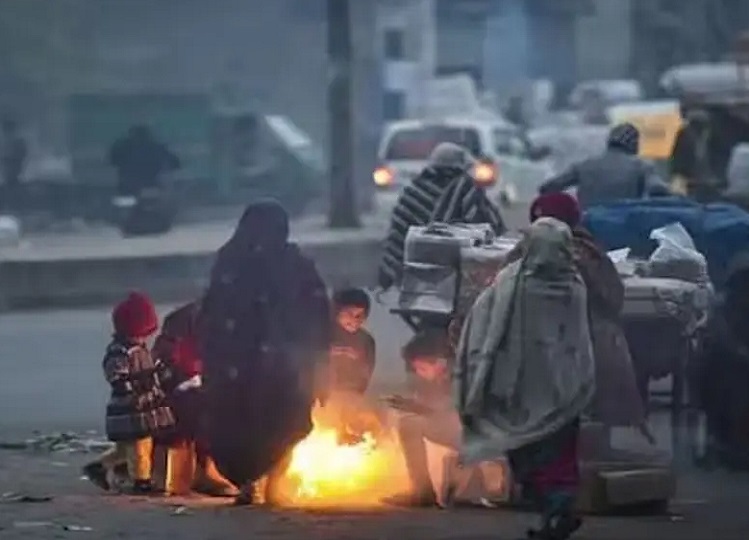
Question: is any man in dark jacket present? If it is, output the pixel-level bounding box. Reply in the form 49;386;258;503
378;142;505;290
539;123;670;210
109;125;180;196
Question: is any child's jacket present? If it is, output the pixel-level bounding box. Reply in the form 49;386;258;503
103;339;176;442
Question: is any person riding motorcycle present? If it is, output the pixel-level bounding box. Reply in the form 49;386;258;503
378;142;504;292
109;125;180;197
539;123;670;209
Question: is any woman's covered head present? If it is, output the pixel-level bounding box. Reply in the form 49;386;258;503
234;199;289;248
529;192;581;229
523;217;574;274
428;142;473;173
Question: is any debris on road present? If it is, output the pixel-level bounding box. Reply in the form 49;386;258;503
63;525;95;532
13;521;54;529
1;492;53;503
171;505;191;516
0;431;112;454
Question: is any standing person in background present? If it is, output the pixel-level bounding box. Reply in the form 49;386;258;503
378;142;504;291
0;117;28;212
540;123;670;210
670;109;721;201
504;95;528;129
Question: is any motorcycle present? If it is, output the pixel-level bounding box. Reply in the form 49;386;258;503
111;186;176;237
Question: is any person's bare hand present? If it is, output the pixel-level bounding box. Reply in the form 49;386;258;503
382;394;431;415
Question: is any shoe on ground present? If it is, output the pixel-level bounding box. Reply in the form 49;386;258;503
130;480;164;496
233;483;255;506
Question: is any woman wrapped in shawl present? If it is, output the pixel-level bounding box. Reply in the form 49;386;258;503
198;200;331;505
455;217;594;540
502;193;649;437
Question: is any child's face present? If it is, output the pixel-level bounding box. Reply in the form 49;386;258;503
336;306;367;333
411;356;448;382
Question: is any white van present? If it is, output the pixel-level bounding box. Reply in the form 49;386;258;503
373;117;554;207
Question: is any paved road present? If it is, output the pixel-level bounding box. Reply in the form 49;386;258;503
0;297;410;439
3;303;749;538
0;295;686;459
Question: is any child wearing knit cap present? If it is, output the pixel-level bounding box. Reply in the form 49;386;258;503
83;291;176;495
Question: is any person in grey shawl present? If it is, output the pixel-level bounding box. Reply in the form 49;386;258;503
539;123;670;210
454;217;595;540
378;142;505;290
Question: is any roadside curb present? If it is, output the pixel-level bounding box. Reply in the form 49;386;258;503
0;235;382;311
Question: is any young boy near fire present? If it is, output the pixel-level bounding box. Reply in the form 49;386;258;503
384;330;460;507
325;288;379;441
83;292;176;494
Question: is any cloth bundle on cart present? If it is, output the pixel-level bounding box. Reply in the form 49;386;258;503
582;197;749;293
397;223;517;321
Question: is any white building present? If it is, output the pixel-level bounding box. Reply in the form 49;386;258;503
377;0;437;120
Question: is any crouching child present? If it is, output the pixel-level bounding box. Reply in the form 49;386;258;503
84;292;176;494
383;330;460;507
152;301;239;497
326;288;380;442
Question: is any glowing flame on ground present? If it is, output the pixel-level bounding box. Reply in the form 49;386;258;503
276;404;410;508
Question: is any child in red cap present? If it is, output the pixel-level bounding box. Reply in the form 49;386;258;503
83;291;176;494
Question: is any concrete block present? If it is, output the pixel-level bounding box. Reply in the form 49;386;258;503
0;237;382;311
577;457;676;514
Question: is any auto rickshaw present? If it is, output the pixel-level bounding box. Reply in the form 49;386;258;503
659;35;749;206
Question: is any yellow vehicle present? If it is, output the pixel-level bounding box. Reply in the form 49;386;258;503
607;100;683;164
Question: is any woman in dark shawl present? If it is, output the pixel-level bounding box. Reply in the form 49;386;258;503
198;200;331;504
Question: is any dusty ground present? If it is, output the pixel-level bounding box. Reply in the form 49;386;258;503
1;450;748;540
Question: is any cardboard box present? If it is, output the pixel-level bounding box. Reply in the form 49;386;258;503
577;458;676;514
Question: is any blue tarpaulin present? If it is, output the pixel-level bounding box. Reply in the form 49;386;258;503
582;197;749;290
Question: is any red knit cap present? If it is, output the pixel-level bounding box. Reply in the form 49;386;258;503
112;291;159;338
529;192;581;228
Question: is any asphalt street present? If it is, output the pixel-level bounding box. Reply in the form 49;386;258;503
0;294;683;459
2;294;749;539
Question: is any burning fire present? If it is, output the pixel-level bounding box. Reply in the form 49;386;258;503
276;402;410;508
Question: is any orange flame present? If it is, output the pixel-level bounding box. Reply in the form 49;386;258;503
275;403;410;508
